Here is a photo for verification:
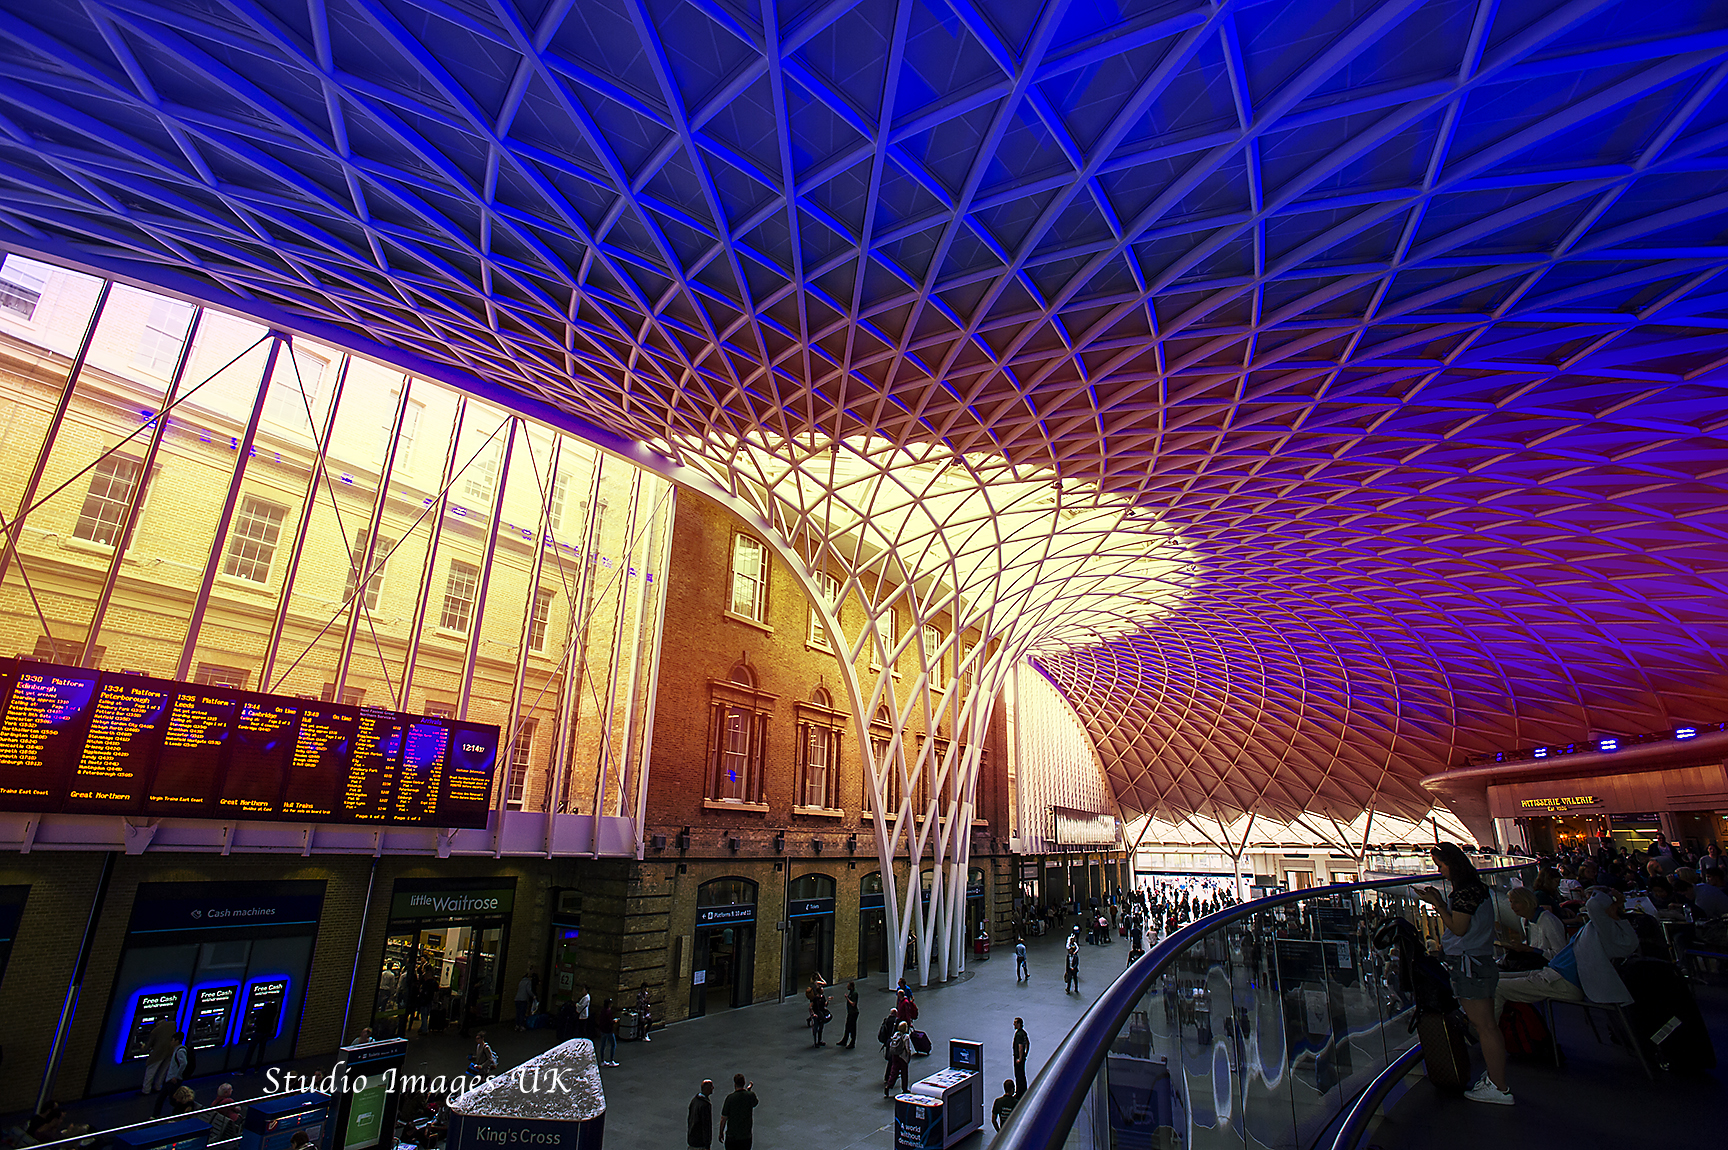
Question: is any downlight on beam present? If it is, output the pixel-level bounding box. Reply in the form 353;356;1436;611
1598;737;1618;752
1676;727;1697;740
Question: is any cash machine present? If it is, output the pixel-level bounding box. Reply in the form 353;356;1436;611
898;1039;984;1149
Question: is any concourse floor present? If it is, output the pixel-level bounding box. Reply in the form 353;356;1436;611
1368;981;1728;1148
37;922;1121;1150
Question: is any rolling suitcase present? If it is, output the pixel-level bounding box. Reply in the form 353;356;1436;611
911;1029;932;1056
1415;1011;1470;1091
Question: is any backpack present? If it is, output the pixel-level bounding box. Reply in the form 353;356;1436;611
1372;917;1458;1022
1498;1002;1555;1062
877;1016;894;1046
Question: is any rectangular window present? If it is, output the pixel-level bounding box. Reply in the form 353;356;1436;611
423;700;456;718
529;587;555;652
808;571;839;648
221;495;289;584
343;530;394;611
440;560;479;633
378;397;421;469
320;683;365;706
802;725;833;809
193;663;248;689
265;349;328;431
133;297;195;374
719;705;751;800
867;735;890;814
29;636;100;665
922;625;942;678
0;255;49;320
73;453;145;546
548;471;571;535
463;449;499;504
729;535;766;620
507;719;536;808
871;609;897;671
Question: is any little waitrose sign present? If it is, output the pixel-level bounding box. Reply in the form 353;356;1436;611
391;888;515;918
1519;795;1602;812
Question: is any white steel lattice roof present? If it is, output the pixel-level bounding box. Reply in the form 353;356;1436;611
3;0;1728;829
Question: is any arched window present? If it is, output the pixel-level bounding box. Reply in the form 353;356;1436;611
706;657;773;804
796;686;844;811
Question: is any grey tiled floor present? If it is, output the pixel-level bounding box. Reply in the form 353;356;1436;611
46;922;1119;1150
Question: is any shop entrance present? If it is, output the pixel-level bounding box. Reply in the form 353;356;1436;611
966;867;987;943
859;872;886;978
787;873;835;992
691;878;756;1017
378;924;504;1037
375;879;515;1038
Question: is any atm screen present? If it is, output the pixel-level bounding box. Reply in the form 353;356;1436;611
189;985;238;1050
239;979;288;1042
950;1043;980;1071
126;991;183;1060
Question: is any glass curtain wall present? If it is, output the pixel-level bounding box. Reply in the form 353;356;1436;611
0;253;672;823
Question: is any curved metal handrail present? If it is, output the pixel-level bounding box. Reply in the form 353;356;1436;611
992;864;1532;1150
1327;1043;1423;1150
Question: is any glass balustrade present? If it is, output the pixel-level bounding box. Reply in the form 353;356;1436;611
1006;865;1535;1150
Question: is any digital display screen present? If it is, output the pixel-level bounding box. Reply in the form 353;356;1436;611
239;979;288;1042
0;659;497;828
126;991;183;1060
189;985;238;1050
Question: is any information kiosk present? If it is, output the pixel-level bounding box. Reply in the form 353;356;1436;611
904;1040;984;1148
328;1039;406;1150
448;1039;605;1150
239;1093;328;1150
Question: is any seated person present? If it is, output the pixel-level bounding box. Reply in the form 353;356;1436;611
1498;890;1640;1014
1644;875;1675;912
1532;868;1562;910
1502;888;1566;964
1695;867;1728;919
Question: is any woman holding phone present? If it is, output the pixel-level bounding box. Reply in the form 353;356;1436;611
1417;843;1513;1106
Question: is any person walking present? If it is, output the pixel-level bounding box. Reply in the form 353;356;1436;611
636;985;654;1042
1065;929;1081;993
877;1007;900;1056
884;1022;913;1098
596;998;618;1066
840;982;859;1048
687;1079;714;1150
1014;939;1028;981
1012;1018;1030;1097
718;1075;757;1150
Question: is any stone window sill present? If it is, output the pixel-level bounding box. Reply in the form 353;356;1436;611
723;609;774;635
792;805;845;819
703;798;769;814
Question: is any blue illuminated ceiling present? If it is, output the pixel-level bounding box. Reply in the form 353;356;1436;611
3;0;1728;826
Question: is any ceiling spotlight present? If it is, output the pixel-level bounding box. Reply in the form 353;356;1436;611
1599;737;1618;752
1533;747;1548;759
1676;727;1697;740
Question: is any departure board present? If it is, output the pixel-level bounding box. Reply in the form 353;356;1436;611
0;659;498;828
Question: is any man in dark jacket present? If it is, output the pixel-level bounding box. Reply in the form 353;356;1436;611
687;1080;713;1150
840;982;860;1048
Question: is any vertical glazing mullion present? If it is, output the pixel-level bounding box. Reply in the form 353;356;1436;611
332;377;413;697
503;436;560;812
614;478;656;823
631;484;675;860
399;395;466;707
544;449;605;854
261;353;352;690
176;333;286;678
0;280;112;588
463;416;517;723
590;468;641;853
81;308;204;667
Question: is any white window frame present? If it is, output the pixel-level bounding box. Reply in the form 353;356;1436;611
440;560;479;633
221;495;289;584
808;571;839;648
729;534;767;621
